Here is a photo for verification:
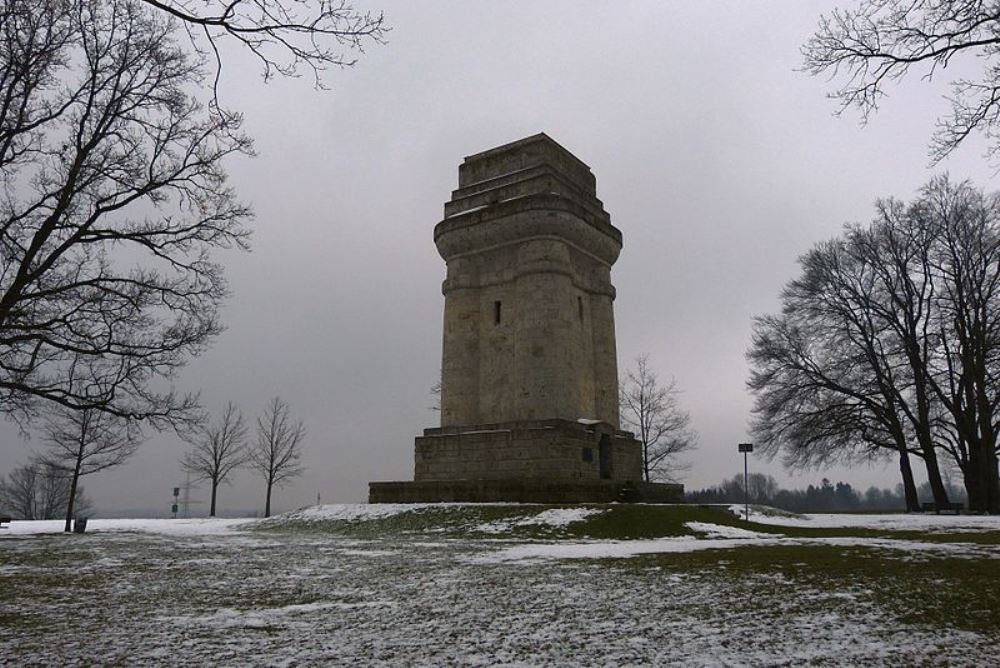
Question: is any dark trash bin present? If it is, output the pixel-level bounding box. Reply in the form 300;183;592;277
73;517;88;534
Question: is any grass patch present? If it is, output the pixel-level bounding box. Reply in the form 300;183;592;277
630;543;1000;634
561;504;748;539
255;503;1000;547
257;504;759;540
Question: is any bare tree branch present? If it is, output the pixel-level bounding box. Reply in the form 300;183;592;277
0;1;252;428
803;1;1000;163
137;0;388;97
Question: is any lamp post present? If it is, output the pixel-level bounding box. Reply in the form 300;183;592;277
738;443;753;521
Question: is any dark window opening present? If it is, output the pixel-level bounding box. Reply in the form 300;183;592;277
581;447;593;463
494;300;502;325
598;435;612;479
578;296;584;322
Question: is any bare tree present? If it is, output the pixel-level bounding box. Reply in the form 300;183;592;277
0;463;40;519
619;355;697;483
923;178;1000;513
181;402;248;516
803;1;1000;163
40;407;142;531
748;303;925;511
749;176;1000;513
249;396;304;517
0;459;92;520
0;1;251;426
0;1;385;427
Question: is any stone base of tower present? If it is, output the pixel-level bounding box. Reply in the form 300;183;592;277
368;478;684;504
367;418;685;504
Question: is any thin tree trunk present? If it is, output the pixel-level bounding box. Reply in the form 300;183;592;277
64;458;82;533
210;480;218;517
643;442;650;483
264;480;273;518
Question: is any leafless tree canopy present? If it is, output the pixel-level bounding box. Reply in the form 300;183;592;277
0;459;92;520
1;1;254;426
619;354;697;483
182;401;248;516
749;176;1000;513
139;0;388;92
40;405;142;529
249;396;304;517
1;1;384;427
803;1;1000;162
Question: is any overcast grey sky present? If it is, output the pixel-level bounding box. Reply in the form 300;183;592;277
3;1;997;515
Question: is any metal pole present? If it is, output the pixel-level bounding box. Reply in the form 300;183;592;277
737;443;753;522
744;451;749;521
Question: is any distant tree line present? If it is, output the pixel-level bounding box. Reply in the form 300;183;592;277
688;473;967;514
0;460;92;520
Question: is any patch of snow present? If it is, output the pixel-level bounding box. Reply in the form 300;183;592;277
735;505;1000;533
517;507;605;527
473;507;605;533
338;549;397;558
445;203;488;218
685;522;777;539
473;537;787;563
0;517;255;537
475;533;1000;564
282;503;440;522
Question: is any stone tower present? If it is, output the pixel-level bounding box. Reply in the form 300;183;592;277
369;134;683;504
437;133;621;428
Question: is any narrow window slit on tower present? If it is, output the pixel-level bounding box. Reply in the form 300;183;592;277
578;296;584;321
494;300;502;324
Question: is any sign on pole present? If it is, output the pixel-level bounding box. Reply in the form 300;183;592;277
738;443;753;521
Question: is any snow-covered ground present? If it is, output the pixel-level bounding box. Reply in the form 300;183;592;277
2;506;999;665
0;516;255;536
733;504;1000;532
4;503;1000;537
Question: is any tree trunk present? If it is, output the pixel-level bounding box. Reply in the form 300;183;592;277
643;442;650;483
920;445;951;506
210;480;218;517
64;458;82;533
264;480;273;518
898;450;920;512
964;446;986;512
980;443;1000;514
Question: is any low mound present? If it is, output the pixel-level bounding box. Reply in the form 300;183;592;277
255;503;772;540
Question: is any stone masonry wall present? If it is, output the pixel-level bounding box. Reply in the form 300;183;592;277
413;420;641;483
436;134;624;429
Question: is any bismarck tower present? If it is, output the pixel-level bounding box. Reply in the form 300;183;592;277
370;134;683;503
